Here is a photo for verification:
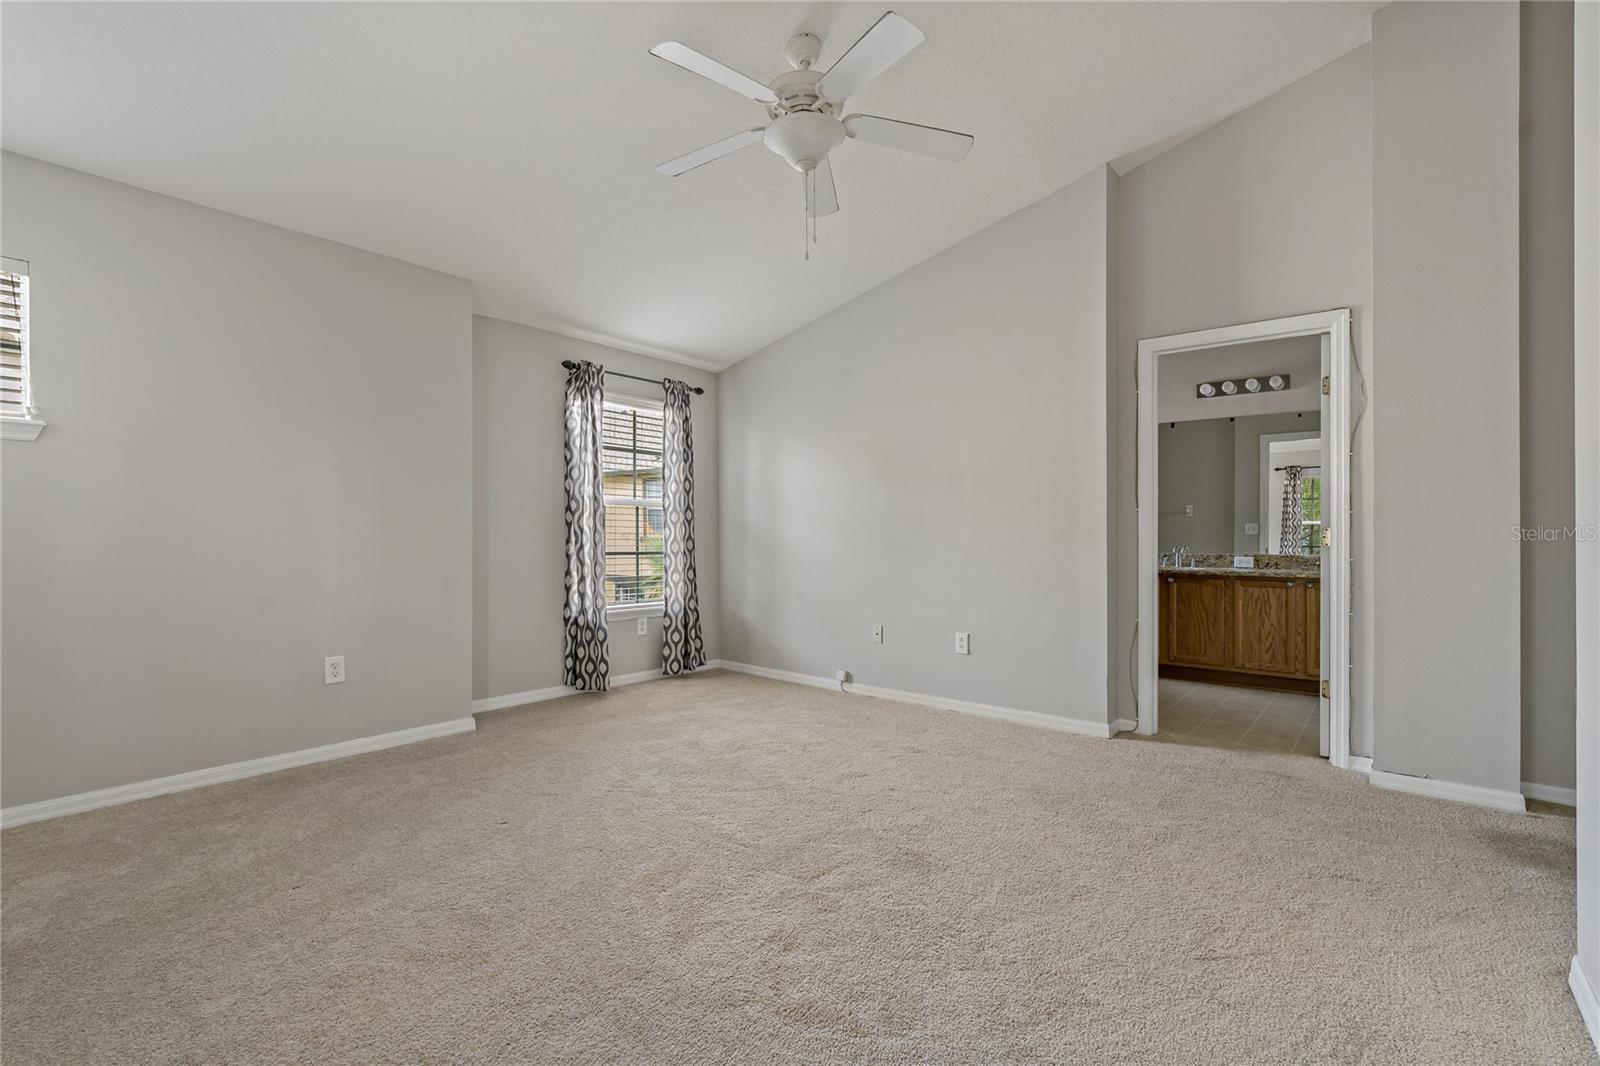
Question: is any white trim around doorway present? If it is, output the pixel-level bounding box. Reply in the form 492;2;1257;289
1136;309;1354;770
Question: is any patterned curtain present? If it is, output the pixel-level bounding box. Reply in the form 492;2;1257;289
660;379;706;675
1279;465;1306;555
562;360;610;691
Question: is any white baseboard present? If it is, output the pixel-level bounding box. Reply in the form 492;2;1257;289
0;716;478;830
1572;956;1600;1056
470;661;727;713
717;660;1117;739
1368;769;1527;813
1113;717;1138;734
713;659;842;691
1523;781;1578;807
1348;755;1374;774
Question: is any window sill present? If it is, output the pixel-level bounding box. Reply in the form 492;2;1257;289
1;418;45;442
607;602;664;621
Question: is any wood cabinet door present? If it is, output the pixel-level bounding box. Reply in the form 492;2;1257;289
1233;577;1302;676
1166;575;1231;668
1303;581;1321;678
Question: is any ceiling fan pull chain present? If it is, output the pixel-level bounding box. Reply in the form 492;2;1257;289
803;178;809;262
810;167;817;246
802;165;815;261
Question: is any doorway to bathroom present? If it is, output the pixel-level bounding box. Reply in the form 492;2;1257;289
1136;310;1353;768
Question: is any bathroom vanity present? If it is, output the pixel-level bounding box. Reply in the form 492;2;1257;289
1157;559;1321;694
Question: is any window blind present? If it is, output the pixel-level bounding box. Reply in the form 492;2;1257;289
1;269;28;419
601;402;667;605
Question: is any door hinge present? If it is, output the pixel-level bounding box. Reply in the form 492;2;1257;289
1321;375;1331;396
1321;679;1330;699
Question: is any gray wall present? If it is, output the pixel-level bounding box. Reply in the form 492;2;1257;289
1519;1;1576;793
472;315;720;700
1157;419;1235;553
1371;2;1522;794
719;166;1117;726
0;153;474;807
1156;337;1322;424
1573;0;1598;995
1116;45;1374;746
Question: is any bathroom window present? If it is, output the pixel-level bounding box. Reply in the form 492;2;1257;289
1298;475;1323;552
1262;434;1322;554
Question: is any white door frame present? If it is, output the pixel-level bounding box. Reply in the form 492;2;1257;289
1136;309;1353;770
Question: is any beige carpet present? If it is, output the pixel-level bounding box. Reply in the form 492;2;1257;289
1;670;1590;1064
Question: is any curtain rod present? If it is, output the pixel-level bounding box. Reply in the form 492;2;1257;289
1274;465;1322;471
561;360;704;395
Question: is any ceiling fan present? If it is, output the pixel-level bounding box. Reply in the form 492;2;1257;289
650;11;975;257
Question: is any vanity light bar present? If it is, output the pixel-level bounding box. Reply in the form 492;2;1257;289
1196;374;1290;399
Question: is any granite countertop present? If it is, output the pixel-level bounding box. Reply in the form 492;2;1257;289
1159;565;1322;580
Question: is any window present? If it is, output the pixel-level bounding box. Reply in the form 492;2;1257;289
1298;474;1323;553
602;401;666;610
0;263;41;440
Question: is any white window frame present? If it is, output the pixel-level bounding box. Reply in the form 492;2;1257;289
602;394;666;620
1;257;43;441
1258;433;1321;553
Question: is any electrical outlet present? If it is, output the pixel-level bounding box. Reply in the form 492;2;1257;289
835;668;849;683
871;624;883;644
324;655;345;685
1244;521;1260;535
636;617;649;636
1185;504;1195;517
954;632;970;655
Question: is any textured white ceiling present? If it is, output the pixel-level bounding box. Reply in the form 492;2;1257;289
1;2;1377;369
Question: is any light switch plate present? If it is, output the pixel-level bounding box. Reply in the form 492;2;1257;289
871;624;883;644
1185;504;1195;517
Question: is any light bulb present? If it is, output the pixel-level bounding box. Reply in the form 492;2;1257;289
1220;380;1238;395
1198;382;1216;398
1268;375;1286;391
1245;377;1261;393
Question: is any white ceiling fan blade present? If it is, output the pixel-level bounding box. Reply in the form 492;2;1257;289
649;42;777;104
814;157;840;216
843;114;974;162
817;12;924;102
655;128;766;177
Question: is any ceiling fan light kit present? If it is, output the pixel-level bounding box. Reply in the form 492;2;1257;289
650;11;975;259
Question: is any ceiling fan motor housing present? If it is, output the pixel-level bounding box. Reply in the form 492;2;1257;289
766;69;834;118
763;111;846;172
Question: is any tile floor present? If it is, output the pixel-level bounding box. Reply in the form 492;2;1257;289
1148;677;1322;757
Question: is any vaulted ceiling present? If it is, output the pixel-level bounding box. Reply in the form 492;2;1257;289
1;3;1378;368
